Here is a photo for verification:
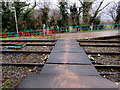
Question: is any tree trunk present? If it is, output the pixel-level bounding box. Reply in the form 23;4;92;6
82;2;92;24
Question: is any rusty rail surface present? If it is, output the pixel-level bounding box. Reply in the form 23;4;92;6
1;63;120;69
1;63;44;67
80;44;120;47
77;40;120;43
1;39;56;42
1;44;55;46
94;65;120;69
1;51;51;54
2;50;120;55
86;52;120;55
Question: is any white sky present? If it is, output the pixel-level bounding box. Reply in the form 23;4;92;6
24;0;119;21
26;0;119;5
3;0;119;7
6;0;119;21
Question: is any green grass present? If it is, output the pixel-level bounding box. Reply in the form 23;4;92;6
0;36;55;39
1;79;13;89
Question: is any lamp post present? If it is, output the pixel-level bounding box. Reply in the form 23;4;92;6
11;7;19;36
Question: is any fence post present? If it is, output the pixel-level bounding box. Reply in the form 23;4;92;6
43;24;46;37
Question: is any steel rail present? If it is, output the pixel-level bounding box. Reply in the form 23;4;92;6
1;51;51;54
92;61;104;65
86;51;120;55
1;63;120;70
1;39;57;42
2;51;120;54
1;63;44;67
1;44;55;46
94;65;120;69
99;72;120;75
77;40;120;43
88;35;120;40
80;44;120;47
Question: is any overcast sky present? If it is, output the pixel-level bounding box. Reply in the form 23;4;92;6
25;0;119;12
25;0;119;6
24;0;118;21
6;0;118;22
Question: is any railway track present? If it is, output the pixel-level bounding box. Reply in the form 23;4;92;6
1;51;51;54
1;39;55;88
77;40;120;43
80;44;120;47
1;44;55;46
1;39;56;42
78;36;120;85
1;36;120;88
1;63;120;69
1;50;120;55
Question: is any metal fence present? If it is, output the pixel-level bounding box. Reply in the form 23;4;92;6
54;24;120;33
1;29;54;38
1;24;120;38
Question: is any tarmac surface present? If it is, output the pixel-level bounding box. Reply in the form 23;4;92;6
55;29;119;39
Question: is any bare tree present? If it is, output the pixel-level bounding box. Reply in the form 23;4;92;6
79;0;93;24
107;3;117;23
115;1;120;24
70;3;82;26
33;2;50;28
51;9;60;27
90;0;111;24
79;0;111;25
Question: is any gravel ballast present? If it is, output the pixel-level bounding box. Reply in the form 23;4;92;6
82;37;120;88
2;53;49;63
1;40;54;88
1;37;120;88
2;66;42;88
83;47;119;52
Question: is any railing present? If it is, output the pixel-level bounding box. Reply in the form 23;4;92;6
1;29;54;38
1;24;120;38
54;24;120;33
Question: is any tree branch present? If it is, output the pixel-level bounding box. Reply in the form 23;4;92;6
96;0;104;14
89;0;104;24
79;0;84;5
98;2;111;12
23;0;36;20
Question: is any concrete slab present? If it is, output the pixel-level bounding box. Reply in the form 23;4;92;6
41;64;99;76
55;29;119;39
17;73;118;88
46;52;92;64
51;47;84;53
